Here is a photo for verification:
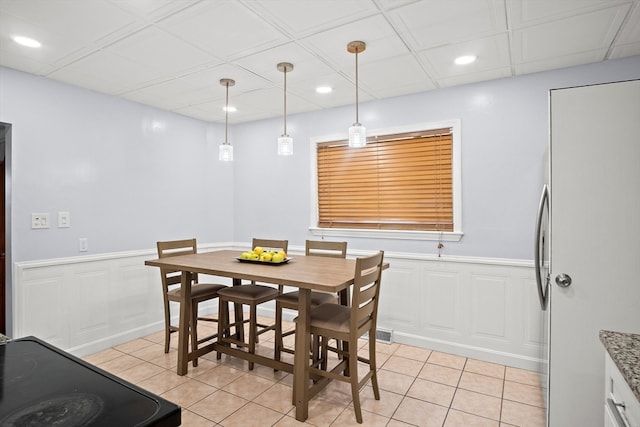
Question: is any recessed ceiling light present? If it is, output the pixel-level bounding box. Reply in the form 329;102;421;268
223;106;236;112
455;55;477;65
12;35;41;48
316;86;332;94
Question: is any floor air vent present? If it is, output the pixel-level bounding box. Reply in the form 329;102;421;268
365;328;393;344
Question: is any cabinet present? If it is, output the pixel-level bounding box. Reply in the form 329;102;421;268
605;352;639;427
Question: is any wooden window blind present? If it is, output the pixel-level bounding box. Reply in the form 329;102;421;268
317;128;453;231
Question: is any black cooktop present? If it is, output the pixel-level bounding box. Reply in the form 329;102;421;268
0;336;181;427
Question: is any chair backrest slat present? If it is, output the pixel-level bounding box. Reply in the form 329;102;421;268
305;240;347;258
350;251;384;335
157;238;199;289
252;238;289;253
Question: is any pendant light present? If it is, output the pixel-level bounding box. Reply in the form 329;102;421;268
347;40;366;148
218;78;235;162
277;62;294;156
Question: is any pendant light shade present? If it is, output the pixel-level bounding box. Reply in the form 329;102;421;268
347;41;366;148
219;78;235;162
277;62;294;156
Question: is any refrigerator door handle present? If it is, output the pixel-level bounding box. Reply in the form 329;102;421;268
535;184;550;310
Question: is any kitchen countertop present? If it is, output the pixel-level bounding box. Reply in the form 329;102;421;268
600;330;640;402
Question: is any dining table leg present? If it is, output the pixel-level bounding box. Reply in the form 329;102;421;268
176;270;192;376
294;288;311;421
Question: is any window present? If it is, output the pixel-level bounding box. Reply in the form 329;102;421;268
310;121;462;241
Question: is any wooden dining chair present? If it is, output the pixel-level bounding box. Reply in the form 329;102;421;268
156;239;227;367
274;240;347;364
301;251;384;424
216;238;288;370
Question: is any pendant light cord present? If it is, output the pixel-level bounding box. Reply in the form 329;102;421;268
355;47;359;124
283;67;287;135
224;81;229;144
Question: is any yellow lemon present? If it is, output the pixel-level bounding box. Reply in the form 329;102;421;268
253;246;264;255
260;252;272;262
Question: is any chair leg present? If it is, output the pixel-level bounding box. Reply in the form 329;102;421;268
234;302;245;343
274;301;283;365
369;331;380;400
319;335;328;372
248;304;257;370
217;299;228;360
164;301;171;354
191;300;199;368
342;339;351;377
348;343;363;423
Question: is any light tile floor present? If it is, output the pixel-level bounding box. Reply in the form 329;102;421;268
84;317;546;427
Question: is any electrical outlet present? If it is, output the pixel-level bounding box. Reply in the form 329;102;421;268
79;238;88;252
31;213;50;229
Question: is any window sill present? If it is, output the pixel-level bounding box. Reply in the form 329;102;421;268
309;227;463;242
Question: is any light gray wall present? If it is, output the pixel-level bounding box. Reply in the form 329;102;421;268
232;55;640;259
1;55;639;265
0;67;235;262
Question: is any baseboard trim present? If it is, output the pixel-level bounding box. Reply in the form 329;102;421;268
392;331;544;372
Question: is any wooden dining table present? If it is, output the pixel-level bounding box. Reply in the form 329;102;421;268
144;249;360;421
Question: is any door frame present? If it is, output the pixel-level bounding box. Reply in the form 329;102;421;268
1;122;11;335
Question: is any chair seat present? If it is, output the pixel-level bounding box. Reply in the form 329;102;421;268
276;290;337;307
218;284;280;304
302;303;351;333
168;283;227;299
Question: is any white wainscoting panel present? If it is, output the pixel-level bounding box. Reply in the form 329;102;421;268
376;254;541;370
13;247;541;370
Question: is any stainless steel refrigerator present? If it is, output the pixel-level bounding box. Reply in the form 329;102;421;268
535;79;640;426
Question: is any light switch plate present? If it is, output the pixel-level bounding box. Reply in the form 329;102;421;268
58;211;70;228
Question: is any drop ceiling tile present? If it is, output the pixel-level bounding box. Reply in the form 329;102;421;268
376;0;421;11
0;47;56;75
513;49;610;76
285;93;327;116
107;0;200;21
235;87;321;117
233;42;335;84
196;63;271;96
241;0;379;37
1;0;143;44
187;85;286;124
156;1;288;60
286;71;356;108
359;53;435;97
232;87;293;117
419;33;511;79
180;63;274;96
609;42;640;59
300;14;410;70
387;0;506;50
0;14;94;67
435;67;512;88
614;3;640;45
511;4;630;63
190;93;274;124
507;0;630;29
47;49;162;94
103;26;213;78
173;104;213;122
121;78;216;111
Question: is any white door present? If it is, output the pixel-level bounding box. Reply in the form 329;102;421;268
549;80;640;427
